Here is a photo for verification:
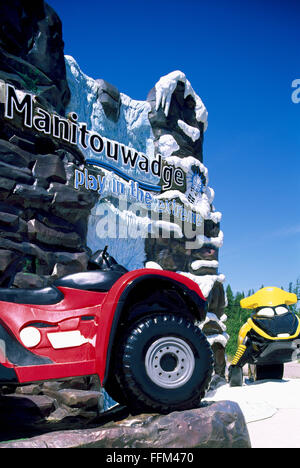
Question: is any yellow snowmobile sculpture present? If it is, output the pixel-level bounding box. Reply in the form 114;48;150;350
229;287;299;386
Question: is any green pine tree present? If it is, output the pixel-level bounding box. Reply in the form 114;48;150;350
225;286;249;358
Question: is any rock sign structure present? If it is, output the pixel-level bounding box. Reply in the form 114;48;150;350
145;71;228;376
0;0;228;378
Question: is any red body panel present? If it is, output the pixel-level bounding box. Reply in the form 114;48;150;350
0;268;206;385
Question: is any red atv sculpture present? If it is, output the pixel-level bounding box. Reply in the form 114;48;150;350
0;247;213;413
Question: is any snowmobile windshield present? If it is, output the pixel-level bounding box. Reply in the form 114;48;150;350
252;311;298;338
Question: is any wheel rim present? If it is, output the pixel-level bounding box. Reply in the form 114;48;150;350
145;336;195;389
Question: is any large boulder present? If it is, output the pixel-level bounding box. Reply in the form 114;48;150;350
0;400;251;448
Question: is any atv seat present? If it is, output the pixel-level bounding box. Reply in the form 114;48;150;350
54;269;126;293
0;286;64;305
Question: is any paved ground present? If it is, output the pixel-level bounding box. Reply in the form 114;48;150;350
247;408;300;448
204;362;300;449
248;362;300;448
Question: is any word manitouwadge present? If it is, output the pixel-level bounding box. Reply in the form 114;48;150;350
4;83;184;190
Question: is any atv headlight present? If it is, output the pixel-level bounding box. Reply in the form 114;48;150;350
20;327;41;348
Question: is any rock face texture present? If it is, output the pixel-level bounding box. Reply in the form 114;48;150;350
0;376;104;443
0;0;70;114
0;0;98;287
96;79;121;122
0;132;98;287
0;398;251;448
147;73;206;161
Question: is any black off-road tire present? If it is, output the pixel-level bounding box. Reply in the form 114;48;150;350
114;314;214;413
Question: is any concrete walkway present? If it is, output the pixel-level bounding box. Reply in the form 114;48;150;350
247;408;300;448
204;362;300;448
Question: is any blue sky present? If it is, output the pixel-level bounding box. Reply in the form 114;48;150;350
49;0;300;294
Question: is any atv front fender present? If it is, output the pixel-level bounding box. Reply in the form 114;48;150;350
95;268;207;385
